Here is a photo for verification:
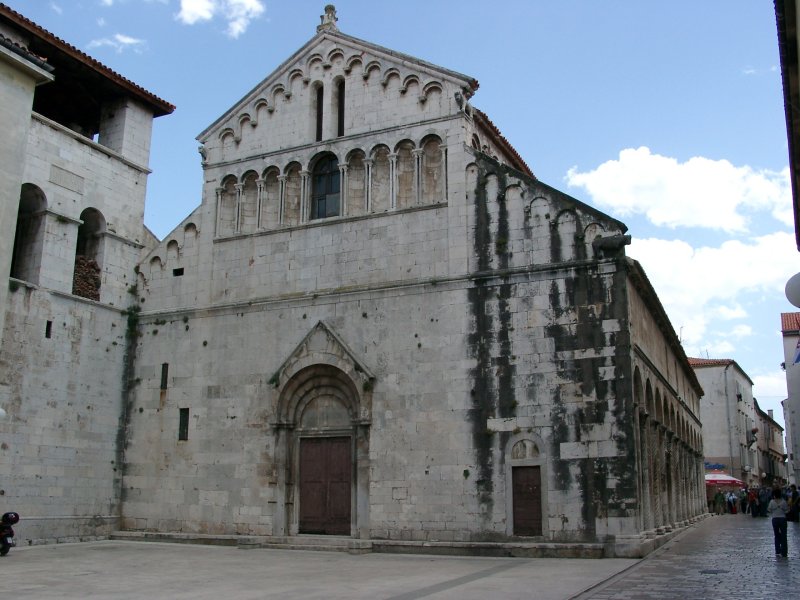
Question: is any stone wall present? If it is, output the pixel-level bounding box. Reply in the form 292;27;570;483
0;284;128;543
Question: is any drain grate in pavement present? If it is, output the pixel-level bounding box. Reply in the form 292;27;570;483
699;569;729;574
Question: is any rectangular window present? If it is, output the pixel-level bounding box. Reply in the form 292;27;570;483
178;407;189;441
172;267;184;277
45;320;52;339
160;363;169;390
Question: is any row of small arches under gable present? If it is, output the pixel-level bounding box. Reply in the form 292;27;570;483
146;222;198;272
215;136;446;237
467;165;623;265
213;50;449;154
233;47;447;122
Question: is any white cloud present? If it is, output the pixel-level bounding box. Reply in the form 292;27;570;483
566;147;791;233
177;0;264;38
87;33;147;53
97;17;107;27
100;0;114;6
752;371;788;399
628;232;798;353
50;3;63;14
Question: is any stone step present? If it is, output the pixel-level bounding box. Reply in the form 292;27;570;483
109;530;605;558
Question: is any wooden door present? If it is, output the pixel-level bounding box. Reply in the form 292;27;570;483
512;466;542;536
299;437;351;535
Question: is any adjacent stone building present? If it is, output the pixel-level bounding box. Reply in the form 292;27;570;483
689;358;760;487
754;399;787;486
0;3;173;541
781;312;800;484
1;5;706;557
690;358;787;487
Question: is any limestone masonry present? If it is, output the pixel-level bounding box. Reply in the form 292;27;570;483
0;4;706;557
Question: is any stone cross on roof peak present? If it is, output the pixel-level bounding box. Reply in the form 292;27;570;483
317;4;338;33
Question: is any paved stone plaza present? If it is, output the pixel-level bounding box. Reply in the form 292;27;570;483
578;514;800;599
1;514;796;599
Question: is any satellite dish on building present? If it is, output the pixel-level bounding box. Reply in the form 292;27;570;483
0;407;6;420
786;272;800;308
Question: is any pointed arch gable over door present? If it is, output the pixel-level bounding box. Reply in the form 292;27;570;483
270;321;374;538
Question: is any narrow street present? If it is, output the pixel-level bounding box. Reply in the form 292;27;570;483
576;514;800;599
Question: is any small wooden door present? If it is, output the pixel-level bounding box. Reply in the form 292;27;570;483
512;466;542;536
299;437;351;535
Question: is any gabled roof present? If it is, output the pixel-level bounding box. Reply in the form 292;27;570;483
197;26;478;141
781;311;800;333
0;3;174;116
687;357;754;386
626;260;703;396
473;108;533;178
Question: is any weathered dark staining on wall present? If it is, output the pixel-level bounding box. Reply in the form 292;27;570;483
467;157;518;519
467;160;496;516
546;258;636;536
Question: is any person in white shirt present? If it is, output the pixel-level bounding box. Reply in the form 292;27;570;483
767;487;789;557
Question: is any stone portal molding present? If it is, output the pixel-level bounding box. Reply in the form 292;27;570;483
270;320;375;427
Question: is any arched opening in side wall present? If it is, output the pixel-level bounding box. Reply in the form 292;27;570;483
73;207;106;301
10;183;47;283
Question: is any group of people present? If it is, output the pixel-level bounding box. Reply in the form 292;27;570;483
710;485;799;520
710;484;798;558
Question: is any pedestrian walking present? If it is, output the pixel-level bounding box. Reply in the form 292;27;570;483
788;484;799;523
749;488;759;518
768;487;789;557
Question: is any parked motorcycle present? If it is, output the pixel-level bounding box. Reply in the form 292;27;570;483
1;512;19;556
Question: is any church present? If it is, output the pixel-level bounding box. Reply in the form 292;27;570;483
0;4;706;558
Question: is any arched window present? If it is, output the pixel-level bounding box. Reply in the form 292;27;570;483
336;79;345;137
315;84;324;142
311;154;340;219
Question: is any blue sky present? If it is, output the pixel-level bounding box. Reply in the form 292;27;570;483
10;1;798;426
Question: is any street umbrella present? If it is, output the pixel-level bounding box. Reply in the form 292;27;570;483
704;473;743;486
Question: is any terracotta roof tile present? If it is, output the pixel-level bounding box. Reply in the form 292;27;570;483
0;3;174;115
472;108;534;178
781;312;800;333
687;357;734;367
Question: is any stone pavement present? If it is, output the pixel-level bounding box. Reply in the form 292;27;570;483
3;540;634;600
576;514;800;599
2;515;797;599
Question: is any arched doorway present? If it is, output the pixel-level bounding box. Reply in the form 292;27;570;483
505;433;548;538
273;359;371;537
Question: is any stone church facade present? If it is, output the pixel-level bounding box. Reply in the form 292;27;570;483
1;5;706;557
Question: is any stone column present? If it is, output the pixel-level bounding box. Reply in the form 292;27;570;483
214;187;224;237
388;153;398;210
364;158;374;213
278;175;287;225
234;183;244;234
256;177;265;229
651;422;662;528
412;147;424;205
338;164;348;217
639;412;653;531
300;170;310;223
665;431;675;529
